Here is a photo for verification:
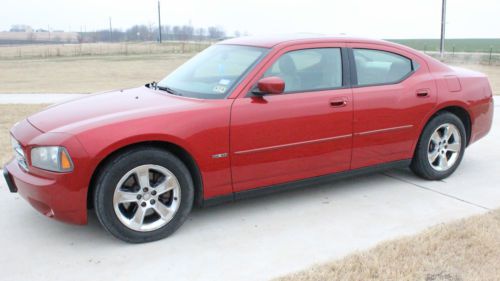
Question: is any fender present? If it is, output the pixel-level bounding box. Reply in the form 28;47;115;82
89;134;196;169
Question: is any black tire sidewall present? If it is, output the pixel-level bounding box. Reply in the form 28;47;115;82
412;113;467;180
94;147;194;243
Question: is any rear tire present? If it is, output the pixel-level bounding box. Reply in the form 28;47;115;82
93;147;194;243
411;112;466;180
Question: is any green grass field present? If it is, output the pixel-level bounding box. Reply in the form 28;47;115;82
390;38;500;53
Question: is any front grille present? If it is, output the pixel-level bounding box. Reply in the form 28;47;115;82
11;136;28;171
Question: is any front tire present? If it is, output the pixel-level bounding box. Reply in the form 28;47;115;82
411;112;466;180
93;147;194;243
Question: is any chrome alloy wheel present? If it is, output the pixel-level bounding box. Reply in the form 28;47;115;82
427;123;462;172
113;164;181;232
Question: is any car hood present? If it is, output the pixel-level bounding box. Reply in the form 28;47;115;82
28;87;204;133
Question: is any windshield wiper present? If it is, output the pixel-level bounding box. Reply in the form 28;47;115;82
157;85;182;96
147;81;182;96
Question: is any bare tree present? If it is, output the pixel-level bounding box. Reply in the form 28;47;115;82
10;24;32;32
163;25;171;40
195;27;205;41
207;26;225;40
172;26;181;40
126;25;151;41
180;25;194;41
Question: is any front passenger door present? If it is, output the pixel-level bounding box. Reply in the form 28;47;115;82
230;46;353;192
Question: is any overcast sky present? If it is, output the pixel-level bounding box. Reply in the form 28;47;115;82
1;0;499;39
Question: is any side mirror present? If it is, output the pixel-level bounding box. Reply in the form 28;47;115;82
252;76;285;96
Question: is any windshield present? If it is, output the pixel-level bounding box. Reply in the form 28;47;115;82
157;45;267;99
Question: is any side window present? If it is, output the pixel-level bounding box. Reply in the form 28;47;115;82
263;48;342;93
353;49;413;86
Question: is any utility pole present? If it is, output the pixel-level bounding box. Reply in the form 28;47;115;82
158;0;162;43
109;17;113;42
440;0;446;58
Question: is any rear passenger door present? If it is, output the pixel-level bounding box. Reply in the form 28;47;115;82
348;44;437;169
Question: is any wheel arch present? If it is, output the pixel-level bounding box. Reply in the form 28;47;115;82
414;104;472;155
437;106;472;145
87;140;204;210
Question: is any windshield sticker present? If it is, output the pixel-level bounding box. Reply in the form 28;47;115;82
219;79;231;85
213;85;227;93
217;64;225;75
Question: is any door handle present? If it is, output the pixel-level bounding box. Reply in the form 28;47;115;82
416;89;430;97
330;98;347;108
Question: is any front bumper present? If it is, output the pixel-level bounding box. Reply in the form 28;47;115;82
3;159;87;225
3;168;17;192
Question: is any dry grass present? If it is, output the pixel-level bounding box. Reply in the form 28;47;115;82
0;42;207;93
0;104;49;166
276;209;500;281
0;42;498;95
0;54;192;93
0;48;498;95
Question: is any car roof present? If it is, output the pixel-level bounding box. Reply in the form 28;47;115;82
218;34;391;48
217;34;448;71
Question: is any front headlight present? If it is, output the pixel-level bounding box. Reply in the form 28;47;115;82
31;146;74;172
11;136;28;171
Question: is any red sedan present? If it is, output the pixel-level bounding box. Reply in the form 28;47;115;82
3;35;494;243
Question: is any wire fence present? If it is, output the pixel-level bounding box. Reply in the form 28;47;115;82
0;41;212;60
423;50;500;66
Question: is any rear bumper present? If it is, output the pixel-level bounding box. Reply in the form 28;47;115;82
3;159;87;225
470;96;494;144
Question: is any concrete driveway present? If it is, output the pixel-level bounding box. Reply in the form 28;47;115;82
0;97;498;281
